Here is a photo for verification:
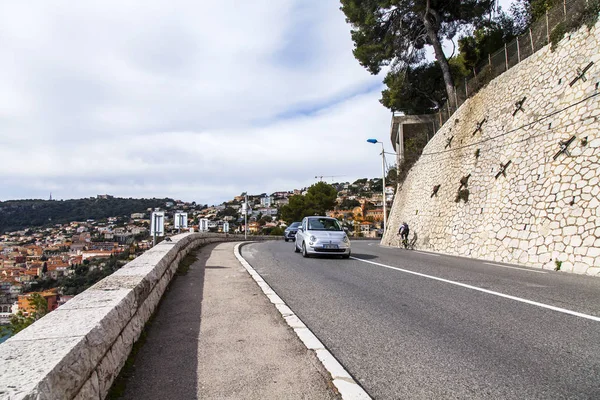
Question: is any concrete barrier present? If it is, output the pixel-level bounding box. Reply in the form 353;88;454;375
0;233;277;399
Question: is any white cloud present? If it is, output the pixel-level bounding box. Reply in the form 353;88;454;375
0;0;392;204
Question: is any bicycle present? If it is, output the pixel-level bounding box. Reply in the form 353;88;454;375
401;237;409;249
397;234;410;249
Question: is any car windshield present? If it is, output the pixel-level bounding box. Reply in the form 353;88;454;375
289;222;301;228
308;218;342;231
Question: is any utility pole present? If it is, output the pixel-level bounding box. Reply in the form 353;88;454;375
380;143;387;235
244;194;248;240
367;139;388;236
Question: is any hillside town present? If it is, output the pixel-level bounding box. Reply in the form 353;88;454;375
0;177;394;337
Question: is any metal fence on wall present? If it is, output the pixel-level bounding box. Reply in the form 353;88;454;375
437;0;591;126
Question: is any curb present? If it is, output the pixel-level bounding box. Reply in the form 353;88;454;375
234;243;371;400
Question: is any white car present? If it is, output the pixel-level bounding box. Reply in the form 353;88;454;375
294;216;351;258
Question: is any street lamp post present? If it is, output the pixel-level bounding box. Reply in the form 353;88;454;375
367;139;387;235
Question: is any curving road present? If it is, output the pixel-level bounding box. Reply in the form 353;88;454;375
241;240;600;399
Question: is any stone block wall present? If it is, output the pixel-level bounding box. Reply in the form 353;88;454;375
383;21;600;276
0;233;273;399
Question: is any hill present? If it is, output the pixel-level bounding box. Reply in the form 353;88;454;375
0;197;174;233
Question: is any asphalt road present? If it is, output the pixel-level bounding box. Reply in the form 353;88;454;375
241;240;600;399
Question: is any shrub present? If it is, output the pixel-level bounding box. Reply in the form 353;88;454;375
551;0;600;51
550;22;567;51
554;260;562;271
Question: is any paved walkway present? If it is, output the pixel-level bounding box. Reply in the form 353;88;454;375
121;241;339;399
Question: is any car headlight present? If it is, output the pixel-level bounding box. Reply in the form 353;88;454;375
342;235;349;243
309;235;316;243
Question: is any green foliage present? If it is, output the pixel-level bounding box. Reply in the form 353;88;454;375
450;2;528;87
386;167;398;187
177;251;197;276
279;195;308;223
341;0;495;107
457;13;520;71
3;293;48;336
279;182;337;223
381;63;449;114
371;178;383;193
554;259;562;271
582;0;600;28
550;21;567;50
0;197;174;233
219;207;239;218
530;0;558;22
269;227;285;236
550;0;600;50
396;126;431;187
258;216;272;226
25;250;132;296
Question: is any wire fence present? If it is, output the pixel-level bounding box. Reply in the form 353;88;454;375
435;0;592;126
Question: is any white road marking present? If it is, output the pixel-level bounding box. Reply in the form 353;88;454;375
349;256;600;322
484;262;547;274
413;250;440;257
236;244;372;399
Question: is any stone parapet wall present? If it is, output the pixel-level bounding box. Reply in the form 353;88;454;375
383;21;600;276
0;234;278;399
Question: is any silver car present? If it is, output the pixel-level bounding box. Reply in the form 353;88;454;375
294;216;351;258
284;222;302;242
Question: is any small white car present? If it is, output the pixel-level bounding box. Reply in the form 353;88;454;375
294;216;351;258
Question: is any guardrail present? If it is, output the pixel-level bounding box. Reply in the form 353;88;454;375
0;233;277;400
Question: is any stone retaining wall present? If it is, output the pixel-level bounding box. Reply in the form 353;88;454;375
0;234;277;399
383;20;600;276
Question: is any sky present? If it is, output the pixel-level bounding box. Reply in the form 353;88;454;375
0;0;515;205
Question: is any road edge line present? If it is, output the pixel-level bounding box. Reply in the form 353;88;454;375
234;242;371;400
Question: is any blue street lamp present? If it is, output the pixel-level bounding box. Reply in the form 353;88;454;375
367;139;387;235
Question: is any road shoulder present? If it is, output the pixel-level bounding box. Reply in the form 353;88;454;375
120;241;340;399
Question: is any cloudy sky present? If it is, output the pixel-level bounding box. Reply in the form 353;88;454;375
0;0;514;205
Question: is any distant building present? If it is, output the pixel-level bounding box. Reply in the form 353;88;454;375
248;222;260;233
260;196;273;207
256;207;278;217
0;304;17;324
131;213;145;219
97;194;114;199
18;290;59;315
271;191;290;199
81;250;118;261
366;208;384;222
88;242;118;251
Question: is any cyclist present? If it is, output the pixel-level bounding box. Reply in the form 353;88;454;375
398;222;409;248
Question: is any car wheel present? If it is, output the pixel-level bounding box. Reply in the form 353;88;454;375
302;242;309;258
342;251;351;259
285;238;289;242
294;242;300;253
